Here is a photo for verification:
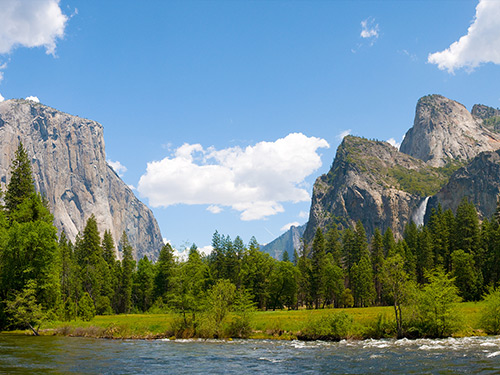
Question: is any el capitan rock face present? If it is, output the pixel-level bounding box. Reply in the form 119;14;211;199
0;99;163;260
400;95;500;167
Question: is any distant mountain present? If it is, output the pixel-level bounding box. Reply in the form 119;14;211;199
0;99;164;260
261;224;305;260
293;94;500;247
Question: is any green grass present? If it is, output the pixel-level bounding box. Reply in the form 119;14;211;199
9;301;488;340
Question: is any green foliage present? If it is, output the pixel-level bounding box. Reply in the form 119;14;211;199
78;292;96;321
479;287;500;334
411;268;462;338
387;165;448;197
4;143;35;216
5;280;44;335
300;311;353;340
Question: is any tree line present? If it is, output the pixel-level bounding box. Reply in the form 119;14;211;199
1;143;500;338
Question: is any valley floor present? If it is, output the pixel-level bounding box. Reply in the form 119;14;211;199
5;302;487;341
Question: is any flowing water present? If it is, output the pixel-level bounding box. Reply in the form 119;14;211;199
413;196;430;227
1;334;500;374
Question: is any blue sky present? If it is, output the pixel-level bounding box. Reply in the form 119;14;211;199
1;0;500;254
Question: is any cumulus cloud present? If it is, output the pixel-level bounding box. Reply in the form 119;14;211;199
107;160;128;177
386;138;401;150
298;211;309;219
360;17;379;42
281;222;301;232
0;0;68;55
428;0;500;73
25;95;39;103
207;205;223;214
0;92;4;102
138;133;329;221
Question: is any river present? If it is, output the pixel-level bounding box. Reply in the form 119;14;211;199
1;334;500;374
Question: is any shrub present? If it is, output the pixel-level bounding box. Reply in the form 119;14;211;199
299;311;353;341
479;287;500;335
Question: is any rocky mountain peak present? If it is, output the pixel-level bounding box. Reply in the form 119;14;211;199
303;135;449;242
0;99;164;260
400;94;500;167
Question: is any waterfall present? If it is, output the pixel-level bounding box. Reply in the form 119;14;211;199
413;196;430;227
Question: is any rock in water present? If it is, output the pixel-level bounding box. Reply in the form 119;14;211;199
0;99;163;260
400;95;500;167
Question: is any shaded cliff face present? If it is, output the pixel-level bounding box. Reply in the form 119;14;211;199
303;136;450;242
0;99;163;260
261;224;305;260
427;150;500;221
400;95;500;167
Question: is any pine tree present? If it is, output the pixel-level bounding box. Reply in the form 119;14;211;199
4;143;35;217
153;243;175;301
117;232;135;313
370;228;385;304
310;228;326;308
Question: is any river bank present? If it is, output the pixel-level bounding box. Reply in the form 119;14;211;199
4;301;488;341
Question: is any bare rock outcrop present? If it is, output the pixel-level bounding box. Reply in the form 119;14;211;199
400;95;500;167
0;99;163;260
303;136;449;242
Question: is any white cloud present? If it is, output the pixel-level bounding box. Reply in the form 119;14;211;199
337;129;351;141
25;95;39;103
428;0;500;73
360;17;379;42
198;245;213;257
298;210;309;219
281;222;300;232
207;205;222;214
386;138;401;150
138;133;329;221
0;92;4;102
0;0;68;55
107;159;128;177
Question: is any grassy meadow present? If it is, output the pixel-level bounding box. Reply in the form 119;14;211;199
19;301;487;340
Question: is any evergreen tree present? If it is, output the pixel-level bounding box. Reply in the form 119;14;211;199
4;143;35;217
351;255;375;307
310;228;326;308
133;256;155;312
382;227;396;257
153;243;176;301
239;237;273;309
370;228;385;304
74;215;107;305
117;232;135;313
325;225;342;265
320;253;344;308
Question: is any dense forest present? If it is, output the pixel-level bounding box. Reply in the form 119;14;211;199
1;144;500;338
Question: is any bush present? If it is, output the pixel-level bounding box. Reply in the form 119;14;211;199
363;313;394;339
479;287;500;335
299;311;353;341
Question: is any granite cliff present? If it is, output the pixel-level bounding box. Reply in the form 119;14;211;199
300;94;500;246
303;136;450;242
400;95;500;167
0;99;163;260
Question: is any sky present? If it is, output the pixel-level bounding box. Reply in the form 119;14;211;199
1;0;500;255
